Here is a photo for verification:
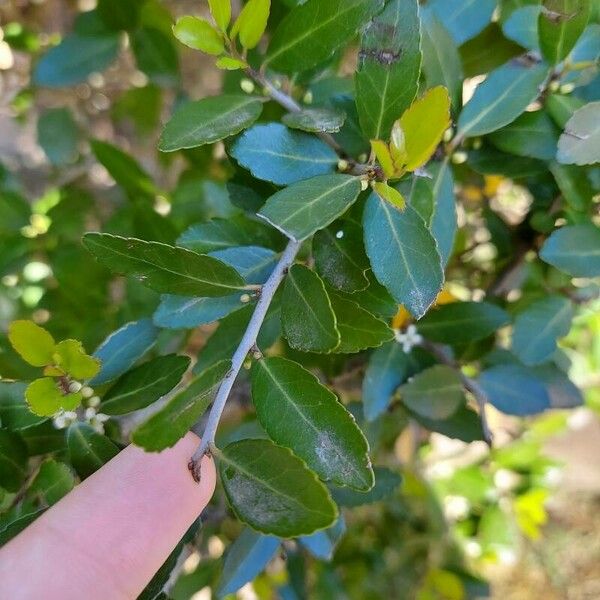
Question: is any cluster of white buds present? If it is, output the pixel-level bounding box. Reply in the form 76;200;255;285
394;324;423;353
84;407;110;434
52;410;78;429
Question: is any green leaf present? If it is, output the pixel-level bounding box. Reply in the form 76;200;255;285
428;160;457;267
411;405;485;443
355;0;421;141
512;296;573;366
416;302;510;345
421;11;463;108
331;466;402;507
37;108;79;166
82;233;247;296
101;354;190;415
362;342;409;421
8;320;56;367
539;224;600;277
265;0;383;73
25;378;81;417
216;438;338;537
300;516;346;560
0;430;28;492
132;360;230;451
363;194;443;319
428;0;496;45
281;265;340;353
27;459;75;505
539;0;590;64
313;222;370;293
131;27;179;86
216;56;247;70
328;293;394;354
251;356;374;491
399;365;465;419
231;0;270;50
53;340;100;379
456;62;549;138
230;123;338;185
258;174;361;242
33;31;119;87
217;528;280;597
91;139;156;197
282;108;346;133
372;182;405;210
488;110;558;160
478;365;551;416
503;5;541;50
549;162;594;211
67;422;119;479
173;16;224;55
0;382;46;430
159;95;263;152
96;0;143;30
557;101;600;165
90;319;158;385
209;0;231;31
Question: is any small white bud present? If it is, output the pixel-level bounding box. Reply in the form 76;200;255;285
81;386;94;399
303;90;313;104
96;412;110;423
451;151;468;164
443;127;454;143
68;381;82;393
53;413;68;429
252;350;262;360
88;395;101;408
337;159;349;172
472;138;482;150
64;411;78;421
240;293;251;304
240;78;255;94
549;80;560;92
559;82;575;94
360;178;369;191
335;230;344;239
84;407;97;421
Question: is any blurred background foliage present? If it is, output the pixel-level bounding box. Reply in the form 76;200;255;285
0;0;599;599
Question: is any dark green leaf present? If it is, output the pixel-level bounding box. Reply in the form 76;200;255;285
399;365;465;419
82;233;247;296
355;0;421;140
313;222;370;293
363;194;443;319
457;62;549;138
478;364;551;416
101;354;190;415
131;27;179;87
67;422;119;479
0;382;46;430
231;123;338;185
331;466;402;507
550;163;594;211
37;108;79;166
27;459;75;505
258;174;361;242
251;356;374;490
488;110;558;160
159;95;263;152
328;293;393;354
282;108;346;133
539;0;590;64
411;405;485;443
217;438;338;537
362;342;409;421
512;296;573;365
417;302;511;344
218;528;280;597
281;265;340;353
90;319;158;385
132;360;230;451
265;0;383;73
0;429;28;492
539;224;600;277
97;0;143;30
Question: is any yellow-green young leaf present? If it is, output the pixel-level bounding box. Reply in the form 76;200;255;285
372;182;405;210
389;121;407;170
173;16;225;55
52;340;101;380
209;0;231;31
399;86;451;172
8;320;56;367
231;0;270;50
216;56;247;70
370;140;395;179
25;378;82;417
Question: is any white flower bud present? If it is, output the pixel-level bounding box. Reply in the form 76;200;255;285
360;179;369;191
303;90;313;104
451;151;468;164
240;78;255;94
88;395;101;408
337;159;349;172
68;381;82;393
81;386;94;399
84;407;97;421
240;293;252;304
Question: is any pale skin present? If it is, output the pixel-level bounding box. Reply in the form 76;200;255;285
0;433;216;600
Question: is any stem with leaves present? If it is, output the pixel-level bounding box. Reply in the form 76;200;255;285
189;238;302;480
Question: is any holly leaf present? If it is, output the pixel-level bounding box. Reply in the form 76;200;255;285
251;356;374;490
216;438;338;537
